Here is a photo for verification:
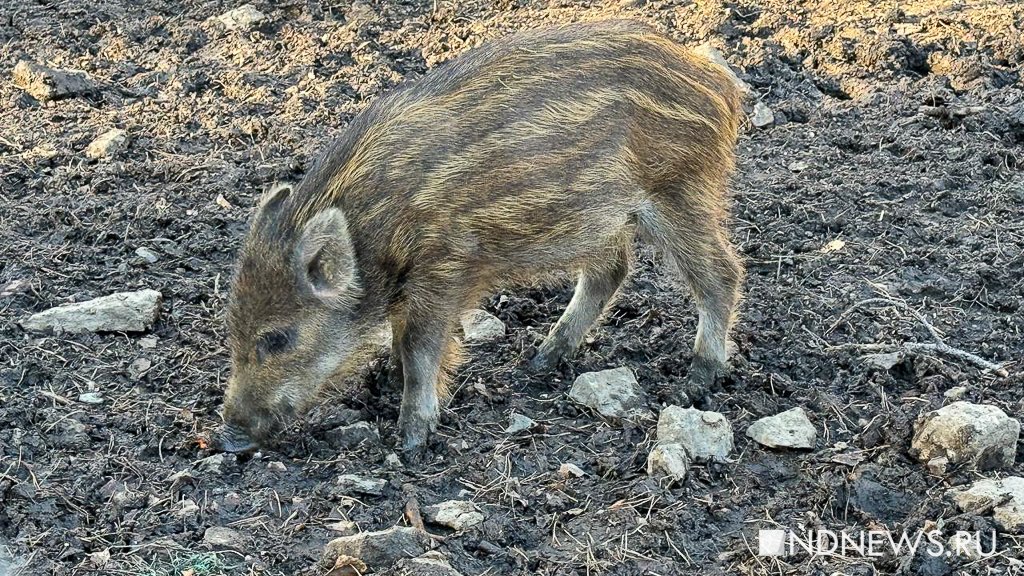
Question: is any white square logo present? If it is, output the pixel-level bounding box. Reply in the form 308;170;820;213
758;530;786;556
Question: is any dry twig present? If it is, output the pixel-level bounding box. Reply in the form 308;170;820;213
827;297;1009;377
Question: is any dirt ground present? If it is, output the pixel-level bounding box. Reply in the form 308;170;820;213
1;0;1023;574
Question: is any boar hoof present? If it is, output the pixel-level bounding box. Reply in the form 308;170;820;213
529;345;567;373
399;418;431;451
680;357;725;407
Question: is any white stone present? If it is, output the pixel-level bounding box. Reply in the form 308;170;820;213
460;309;505;342
87;549;110;568
558;463;585;478
949;477;1024;533
504;412;535;434
216;4;267;30
78;392;103;404
21;289;162;333
944;386;967;400
86;129;128;160
750;102;774;127
203;526;245;550
657;406;733;463
912;401;1019;470
267;461;286;473
323;527;430;568
135;247;159;263
788;160;809;172
423;500;484;531
326;520;358;535
569;367;646;419
647;443;689;483
329;520;362;532
337;474;386;496
746;407;817;449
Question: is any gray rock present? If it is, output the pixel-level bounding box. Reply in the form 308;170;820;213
657;406;733;463
78;392;104;404
129;357;152;378
863;351;904;370
323;526;431;569
21;289;162;333
746;407;817;449
326;421;380;448
750;102;775;127
423;500;483;531
195;453;226;474
337;474;387;496
569;367;646;419
949;477;1024;533
788;160;809;172
647;442;689;483
396;552;463;576
912;401;1019;470
267;461;286;473
203;526;246;550
1;278;30;298
216;4;267;30
52;419;89;448
86;129;129;160
504;412;535;434
135;247;159;263
459;309;505;342
13;60;97;101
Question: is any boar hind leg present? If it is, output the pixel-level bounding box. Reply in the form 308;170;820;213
530;242;630;371
642;204;742;405
386;318;405;391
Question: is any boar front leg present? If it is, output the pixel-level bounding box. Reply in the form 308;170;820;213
395;309;452;454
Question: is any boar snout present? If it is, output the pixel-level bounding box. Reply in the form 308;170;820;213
218;423;258;453
220;384;294;451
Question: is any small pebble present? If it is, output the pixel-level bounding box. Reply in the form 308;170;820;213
78;392;103;404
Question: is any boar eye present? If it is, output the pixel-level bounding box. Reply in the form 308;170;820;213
256;328;295;361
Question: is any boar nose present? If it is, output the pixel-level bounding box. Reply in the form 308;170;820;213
218;423;258;453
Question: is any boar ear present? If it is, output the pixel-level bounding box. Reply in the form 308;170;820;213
257;183;293;213
295;208;359;302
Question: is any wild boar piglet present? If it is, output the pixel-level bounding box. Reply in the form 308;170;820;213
220;20;745;455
